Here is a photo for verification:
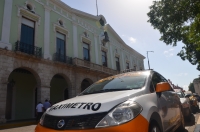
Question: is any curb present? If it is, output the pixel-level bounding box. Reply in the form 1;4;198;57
0;121;37;130
194;114;200;132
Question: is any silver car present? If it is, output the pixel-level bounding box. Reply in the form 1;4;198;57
176;90;191;120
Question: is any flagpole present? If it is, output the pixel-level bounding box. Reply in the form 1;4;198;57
96;0;98;16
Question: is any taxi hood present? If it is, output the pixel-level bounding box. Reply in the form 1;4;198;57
46;89;144;116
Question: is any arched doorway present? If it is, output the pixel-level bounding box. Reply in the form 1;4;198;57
81;79;93;92
50;74;68;104
6;68;38;120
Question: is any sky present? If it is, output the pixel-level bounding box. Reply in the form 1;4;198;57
61;0;199;91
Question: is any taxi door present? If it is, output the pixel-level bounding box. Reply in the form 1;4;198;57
151;72;174;131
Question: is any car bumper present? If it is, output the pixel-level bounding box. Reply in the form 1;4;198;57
35;114;149;132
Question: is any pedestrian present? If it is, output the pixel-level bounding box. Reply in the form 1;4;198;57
43;99;51;111
36;102;44;122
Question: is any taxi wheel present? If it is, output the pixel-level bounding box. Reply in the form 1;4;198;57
149;121;161;132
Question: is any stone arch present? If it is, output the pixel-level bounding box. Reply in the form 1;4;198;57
50;73;72;104
12;61;42;86
5;67;41;120
81;78;94;92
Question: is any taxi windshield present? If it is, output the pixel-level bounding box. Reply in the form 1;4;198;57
80;73;147;95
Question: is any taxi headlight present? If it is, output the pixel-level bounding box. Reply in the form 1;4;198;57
96;101;142;128
39;111;46;126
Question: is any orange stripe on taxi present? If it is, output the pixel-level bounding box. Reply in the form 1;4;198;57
35;114;149;132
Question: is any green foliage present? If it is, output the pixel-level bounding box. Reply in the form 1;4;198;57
147;0;200;70
188;82;195;93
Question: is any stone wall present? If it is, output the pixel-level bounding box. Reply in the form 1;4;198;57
0;48;111;123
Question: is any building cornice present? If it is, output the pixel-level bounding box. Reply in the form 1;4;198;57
50;0;103;22
105;24;145;59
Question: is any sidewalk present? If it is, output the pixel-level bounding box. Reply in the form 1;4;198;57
0;119;37;130
194;114;200;132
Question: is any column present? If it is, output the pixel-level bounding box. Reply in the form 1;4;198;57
109;44;114;69
94;34;99;64
0;83;7;123
121;51;125;70
130;55;133;69
0;0;13;50
72;22;78;58
43;6;51;59
37;86;50;103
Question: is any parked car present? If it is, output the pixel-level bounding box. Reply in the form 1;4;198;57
35;70;184;132
193;93;200;102
175;89;191;120
185;93;199;113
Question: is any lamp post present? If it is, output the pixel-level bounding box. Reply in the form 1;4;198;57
147;51;154;70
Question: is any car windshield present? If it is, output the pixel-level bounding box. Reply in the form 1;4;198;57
177;92;184;98
79;72;147;95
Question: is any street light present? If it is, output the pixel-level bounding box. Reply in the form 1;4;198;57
147;51;154;70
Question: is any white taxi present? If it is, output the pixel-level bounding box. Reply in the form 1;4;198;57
35;70;184;132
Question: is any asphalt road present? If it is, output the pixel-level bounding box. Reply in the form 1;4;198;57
0;113;199;132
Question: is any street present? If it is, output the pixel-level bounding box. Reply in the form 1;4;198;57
0;113;200;132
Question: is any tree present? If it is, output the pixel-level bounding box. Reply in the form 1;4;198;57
147;0;200;70
188;82;195;93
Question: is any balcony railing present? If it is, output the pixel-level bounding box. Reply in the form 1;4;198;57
73;58;119;75
15;41;42;57
53;53;72;64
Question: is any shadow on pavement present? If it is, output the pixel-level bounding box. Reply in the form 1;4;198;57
174;114;195;132
185;114;195;127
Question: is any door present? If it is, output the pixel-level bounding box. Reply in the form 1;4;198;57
151;73;174;131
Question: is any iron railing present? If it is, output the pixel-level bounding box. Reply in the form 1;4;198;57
73;58;119;75
53;53;72;64
15;41;42;57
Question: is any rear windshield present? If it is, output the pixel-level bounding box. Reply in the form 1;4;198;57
80;72;147;95
177;92;184;98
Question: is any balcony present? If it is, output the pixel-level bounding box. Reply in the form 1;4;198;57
53;53;72;64
15;41;42;57
73;58;119;75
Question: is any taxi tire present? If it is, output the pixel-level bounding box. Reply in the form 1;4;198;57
149;121;161;132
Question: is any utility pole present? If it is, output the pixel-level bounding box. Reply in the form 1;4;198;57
147;51;154;70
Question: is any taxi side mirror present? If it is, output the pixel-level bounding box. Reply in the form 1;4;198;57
155;82;171;93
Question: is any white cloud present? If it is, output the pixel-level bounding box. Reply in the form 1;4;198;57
129;37;136;43
182;85;188;91
176;73;188;76
163;48;174;57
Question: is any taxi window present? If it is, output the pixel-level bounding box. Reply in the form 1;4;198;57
151;73;163;92
80;74;147;95
150;73;172;93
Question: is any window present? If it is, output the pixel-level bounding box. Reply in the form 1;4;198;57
115;57;120;71
56;32;66;61
150;73;169;92
133;65;136;71
20;17;35;54
83;43;90;61
126;62;129;69
102;51;107;67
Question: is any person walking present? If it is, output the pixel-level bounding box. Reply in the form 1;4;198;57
36;102;44;122
43;99;51;111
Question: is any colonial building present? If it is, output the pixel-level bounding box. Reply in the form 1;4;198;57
193;78;200;95
0;0;145;123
